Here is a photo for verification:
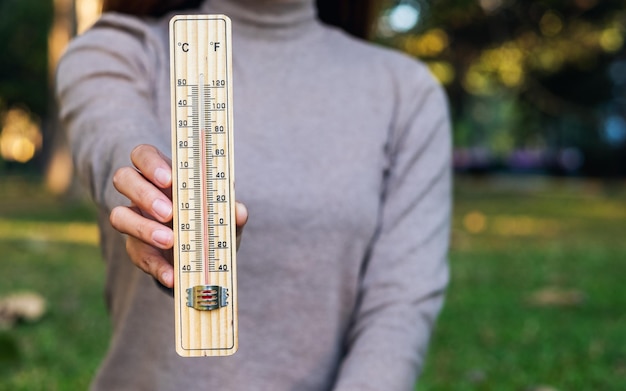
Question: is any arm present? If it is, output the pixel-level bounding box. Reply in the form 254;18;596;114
56;15;178;286
56;15;169;212
334;65;452;390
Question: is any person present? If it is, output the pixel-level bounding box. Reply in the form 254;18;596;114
56;0;452;389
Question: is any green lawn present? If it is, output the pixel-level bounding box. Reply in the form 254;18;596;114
419;176;626;390
0;175;624;390
0;177;105;391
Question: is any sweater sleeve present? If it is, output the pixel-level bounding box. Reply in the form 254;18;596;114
56;14;169;212
333;63;452;391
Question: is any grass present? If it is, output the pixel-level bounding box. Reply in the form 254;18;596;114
419;176;626;390
0;176;105;391
0;175;625;390
0;240;108;391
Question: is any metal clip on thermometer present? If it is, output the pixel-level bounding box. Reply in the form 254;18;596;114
169;15;237;357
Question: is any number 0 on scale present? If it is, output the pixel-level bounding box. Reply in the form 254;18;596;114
169;15;237;357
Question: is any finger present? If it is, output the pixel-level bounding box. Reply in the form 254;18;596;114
126;236;174;288
235;201;248;250
235;201;248;228
110;205;174;250
130;144;172;189
112;167;173;222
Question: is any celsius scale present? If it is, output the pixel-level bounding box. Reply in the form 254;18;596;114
169;15;237;357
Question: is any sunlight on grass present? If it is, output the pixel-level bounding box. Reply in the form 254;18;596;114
0;219;98;245
462;212;562;237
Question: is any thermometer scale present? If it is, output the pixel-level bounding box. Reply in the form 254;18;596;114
169;15;237;357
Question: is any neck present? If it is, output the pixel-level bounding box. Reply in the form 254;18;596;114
202;0;317;30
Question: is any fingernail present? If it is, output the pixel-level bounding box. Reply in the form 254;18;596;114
152;229;172;247
236;202;248;225
153;199;172;220
154;167;171;187
162;270;172;287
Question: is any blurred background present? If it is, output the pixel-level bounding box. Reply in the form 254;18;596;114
0;0;624;390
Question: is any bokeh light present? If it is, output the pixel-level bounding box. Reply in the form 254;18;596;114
402;28;449;58
426;61;455;85
540;11;564;37
388;1;421;33
463;211;487;234
379;0;424;36
0;108;42;163
75;0;102;34
600;26;624;52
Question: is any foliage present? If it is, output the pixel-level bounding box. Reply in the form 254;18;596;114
378;0;626;176
0;0;53;172
0;0;53;118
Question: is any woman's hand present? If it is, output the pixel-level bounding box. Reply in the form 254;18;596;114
109;144;248;288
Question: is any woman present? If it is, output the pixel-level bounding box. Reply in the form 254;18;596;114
56;0;452;389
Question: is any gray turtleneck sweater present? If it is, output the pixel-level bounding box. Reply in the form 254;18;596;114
56;1;451;390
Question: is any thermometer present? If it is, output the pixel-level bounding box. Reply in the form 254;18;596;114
169;15;237;357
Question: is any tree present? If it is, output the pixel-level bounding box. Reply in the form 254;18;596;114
378;0;626;175
0;0;53;173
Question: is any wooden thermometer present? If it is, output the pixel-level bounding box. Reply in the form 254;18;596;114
169;15;237;357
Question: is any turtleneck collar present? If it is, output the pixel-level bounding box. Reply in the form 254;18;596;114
200;0;319;39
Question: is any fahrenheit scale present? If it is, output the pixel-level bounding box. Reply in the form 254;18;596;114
169;15;237;357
